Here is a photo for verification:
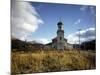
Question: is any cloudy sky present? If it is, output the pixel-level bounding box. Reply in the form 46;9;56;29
11;1;96;44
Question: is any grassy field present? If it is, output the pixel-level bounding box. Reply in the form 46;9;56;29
11;49;96;74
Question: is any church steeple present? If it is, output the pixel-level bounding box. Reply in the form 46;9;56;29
57;20;64;50
57;20;64;34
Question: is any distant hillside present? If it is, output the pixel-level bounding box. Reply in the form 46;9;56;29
73;39;96;51
81;40;96;50
11;38;96;51
11;39;44;51
11;38;26;49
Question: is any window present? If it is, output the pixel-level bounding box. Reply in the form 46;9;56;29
60;37;62;40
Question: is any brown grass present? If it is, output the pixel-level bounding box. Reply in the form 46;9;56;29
11;49;96;74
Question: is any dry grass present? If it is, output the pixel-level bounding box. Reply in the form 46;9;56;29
11;49;96;74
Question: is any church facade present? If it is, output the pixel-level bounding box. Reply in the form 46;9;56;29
45;21;73;50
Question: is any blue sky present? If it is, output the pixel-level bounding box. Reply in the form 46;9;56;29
27;2;96;44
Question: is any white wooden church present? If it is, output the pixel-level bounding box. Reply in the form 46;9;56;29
45;21;73;50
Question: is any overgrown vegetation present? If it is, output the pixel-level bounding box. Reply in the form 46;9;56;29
11;49;96;74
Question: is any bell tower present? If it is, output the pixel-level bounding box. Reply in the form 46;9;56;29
57;21;64;50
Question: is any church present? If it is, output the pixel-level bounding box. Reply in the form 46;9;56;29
45;21;73;50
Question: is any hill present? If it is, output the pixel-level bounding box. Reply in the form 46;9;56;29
11;39;44;51
81;40;96;50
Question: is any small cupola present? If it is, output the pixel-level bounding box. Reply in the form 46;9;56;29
57;21;64;30
57;21;63;26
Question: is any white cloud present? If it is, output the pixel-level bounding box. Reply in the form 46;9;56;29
67;27;95;44
80;5;87;11
90;6;96;16
35;38;50;44
80;5;96;16
11;0;43;41
74;19;81;25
